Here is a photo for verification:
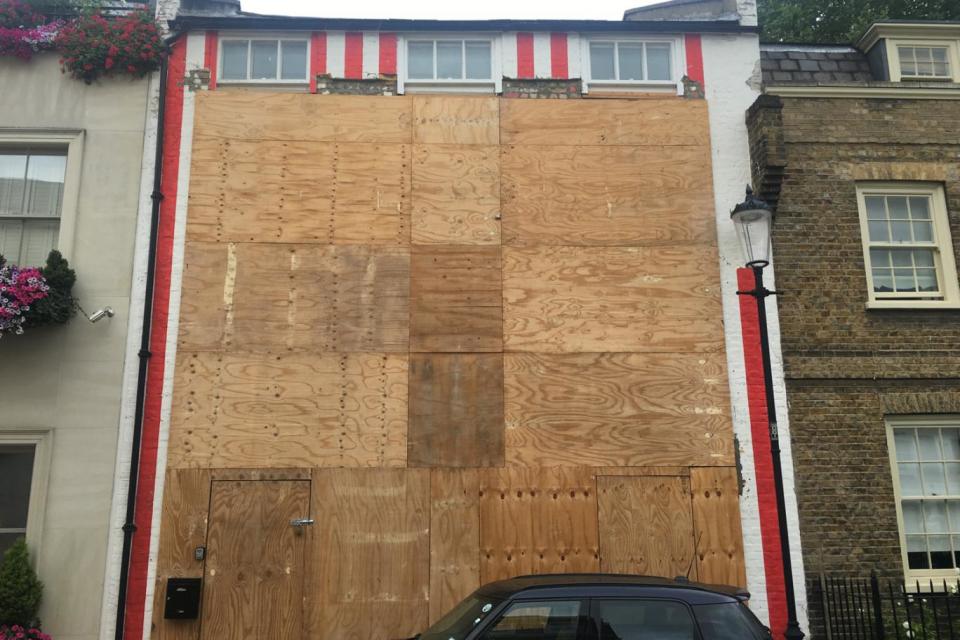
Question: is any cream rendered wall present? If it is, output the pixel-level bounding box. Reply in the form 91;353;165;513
0;54;149;640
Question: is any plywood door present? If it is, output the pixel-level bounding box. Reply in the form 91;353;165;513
200;480;311;640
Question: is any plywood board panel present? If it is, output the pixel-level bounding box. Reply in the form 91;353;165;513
504;352;733;467
597;475;696;579
168;351;408;468
411;144;500;245
410;245;503;352
501;98;709;147
408;354;504;467
430;469;481;623
413;96;499;145
691;467;747;588
503;245;724;353
501;144;715;246
479;467;600;583
331;142;411;245
178;241;228;350
195;92;412;143
309;469;430;640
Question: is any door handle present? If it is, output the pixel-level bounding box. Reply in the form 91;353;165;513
290;518;315;527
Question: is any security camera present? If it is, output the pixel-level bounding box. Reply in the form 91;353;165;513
87;307;115;323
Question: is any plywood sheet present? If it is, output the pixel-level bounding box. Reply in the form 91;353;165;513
501;98;709;147
178;241;228;350
504;352;733;467
479;467;600;583
168;351;408;468
332;142;411;245
503;245;724;353
413;96;499;145
308;469;430;640
430;469;481;623
408;354;504;467
597;475;696;579
412;144;500;245
501;144;715;246
410;245;503;352
195;92;412;143
691;467;747;588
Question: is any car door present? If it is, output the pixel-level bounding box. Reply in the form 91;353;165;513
470;598;590;640
587;598;700;640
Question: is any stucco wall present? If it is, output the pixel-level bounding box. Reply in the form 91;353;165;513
0;53;149;640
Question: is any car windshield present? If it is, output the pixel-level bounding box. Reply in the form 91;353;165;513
418;592;505;640
693;602;771;640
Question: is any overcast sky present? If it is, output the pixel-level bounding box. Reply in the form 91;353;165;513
240;0;659;21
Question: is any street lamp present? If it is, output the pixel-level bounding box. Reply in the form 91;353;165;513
731;186;805;640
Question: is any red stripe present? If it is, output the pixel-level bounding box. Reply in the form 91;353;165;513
550;32;568;78
684;33;705;86
203;30;217;90
738;267;788;638
121;36;186;640
345;31;363;80
379;32;397;76
310;32;326;92
516;32;534;79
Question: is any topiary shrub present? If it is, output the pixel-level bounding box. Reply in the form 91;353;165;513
22;250;75;328
0;539;43;628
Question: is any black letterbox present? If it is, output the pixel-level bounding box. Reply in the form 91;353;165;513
163;577;202;619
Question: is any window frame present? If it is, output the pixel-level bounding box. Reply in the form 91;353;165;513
397;33;502;95
886;39;960;82
886;416;960;582
581;35;685;96
472;597;589;639
856;182;960;309
217;33;312;85
587;596;700;640
0;430;52;562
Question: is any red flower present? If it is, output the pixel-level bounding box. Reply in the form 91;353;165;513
83;62;92;70
104;56;113;69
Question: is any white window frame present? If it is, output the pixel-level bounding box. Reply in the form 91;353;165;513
397;33;502;94
856;182;960;309
886;416;960;582
0;430;52;563
581;35;685;96
886;39;960;82
0;129;83;263
218;33;312;85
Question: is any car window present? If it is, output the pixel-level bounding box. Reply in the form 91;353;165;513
591;599;697;640
419;592;505;640
479;600;583;640
693;602;770;640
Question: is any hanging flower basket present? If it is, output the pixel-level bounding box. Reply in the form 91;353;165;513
0;0;61;59
56;9;165;83
0;251;76;338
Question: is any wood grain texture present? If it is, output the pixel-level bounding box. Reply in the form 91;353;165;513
168;351;408;469
308;469;430;640
597;475;696;579
429;469;481;623
501;144;715;246
504;352;733;467
501;98;709;147
411;144;500;245
195;92;412;143
413;96;499;145
200;480;310;640
178;241;228;350
331;142;411;245
503;245;724;353
410;245;503;352
691;467;747;588
408;354;504;467
479;467;599;583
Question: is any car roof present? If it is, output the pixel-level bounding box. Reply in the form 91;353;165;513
476;573;750;606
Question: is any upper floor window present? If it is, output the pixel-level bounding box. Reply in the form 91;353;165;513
856;183;960;308
399;36;500;93
589;40;673;82
0;150;66;266
898;45;952;79
220;38;309;83
0;443;37;555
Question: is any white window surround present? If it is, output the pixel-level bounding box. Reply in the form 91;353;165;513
0;430;52;563
886;39;960;82
397;33;502;94
856;182;960;309
0;129;83;264
581;35;685;96
218;33;311;85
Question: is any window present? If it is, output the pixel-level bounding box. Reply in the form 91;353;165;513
898;45;952;79
693;602;771;640
0;150;66;266
591;599;696;640
480;600;583;639
888;419;960;579
399;35;500;93
0;444;36;555
856;183;960;308
589;41;673;82
220;38;309;83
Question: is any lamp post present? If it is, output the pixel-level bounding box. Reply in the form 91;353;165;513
731;186;804;640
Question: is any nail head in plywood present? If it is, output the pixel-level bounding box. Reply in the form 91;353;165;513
429;469;481;624
413;95;499;145
691;467;747;588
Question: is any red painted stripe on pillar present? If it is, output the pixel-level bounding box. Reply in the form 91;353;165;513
684;33;705;86
550;32;568;78
123;35;187;640
738;266;788;639
344;31;363;80
310;31;326;92
203;30;218;90
379;32;397;76
516;32;534;79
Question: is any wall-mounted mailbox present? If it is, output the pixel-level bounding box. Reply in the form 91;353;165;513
164;577;202;620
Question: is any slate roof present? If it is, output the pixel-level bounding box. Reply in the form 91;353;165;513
761;44;874;85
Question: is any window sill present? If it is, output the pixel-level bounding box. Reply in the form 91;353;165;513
866;300;960;310
400;81;497;95
583;81;679;96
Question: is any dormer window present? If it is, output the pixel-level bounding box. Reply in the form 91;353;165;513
897;45;951;79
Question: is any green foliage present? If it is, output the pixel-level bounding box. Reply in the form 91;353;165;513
760;0;960;44
22;250;76;328
0;539;43;628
